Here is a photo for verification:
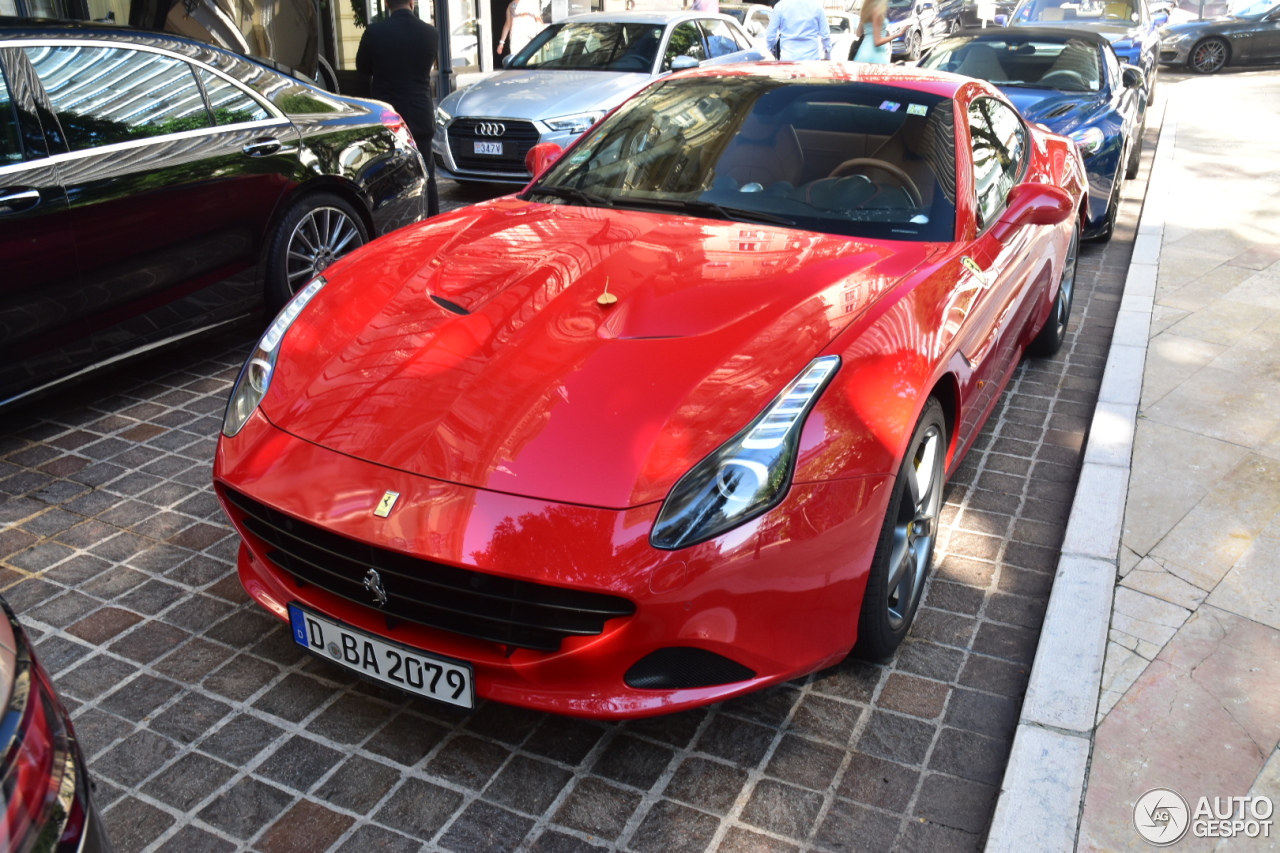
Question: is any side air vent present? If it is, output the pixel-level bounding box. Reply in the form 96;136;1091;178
431;294;470;315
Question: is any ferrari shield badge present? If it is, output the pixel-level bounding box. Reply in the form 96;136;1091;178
373;490;400;518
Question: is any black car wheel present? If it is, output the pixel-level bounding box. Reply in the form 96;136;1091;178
856;398;946;660
266;193;369;310
1125;122;1144;180
1028;220;1079;358
1190;37;1229;74
1091;174;1122;242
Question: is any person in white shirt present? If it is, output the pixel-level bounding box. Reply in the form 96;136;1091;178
765;0;833;60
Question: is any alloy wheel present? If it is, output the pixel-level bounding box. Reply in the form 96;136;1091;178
285;206;364;292
885;423;943;630
1191;39;1227;74
1053;225;1079;341
906;30;922;61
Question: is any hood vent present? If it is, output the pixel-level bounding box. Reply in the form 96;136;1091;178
431;294;470;315
1044;103;1076;119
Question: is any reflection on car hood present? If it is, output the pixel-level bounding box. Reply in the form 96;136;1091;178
441;69;655;122
1002;88;1102;135
263;199;929;509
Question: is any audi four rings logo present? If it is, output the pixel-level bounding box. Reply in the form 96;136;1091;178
476;122;506;137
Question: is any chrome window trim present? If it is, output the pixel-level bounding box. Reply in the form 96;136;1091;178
9;37;288;121
29;116;291;165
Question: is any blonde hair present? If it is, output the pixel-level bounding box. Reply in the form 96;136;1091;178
859;0;887;30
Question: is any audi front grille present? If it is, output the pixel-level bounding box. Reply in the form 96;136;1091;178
221;487;636;652
447;118;542;175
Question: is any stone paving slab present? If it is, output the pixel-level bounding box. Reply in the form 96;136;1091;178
0;168;1146;852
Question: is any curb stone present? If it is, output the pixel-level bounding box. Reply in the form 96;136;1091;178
984;94;1176;853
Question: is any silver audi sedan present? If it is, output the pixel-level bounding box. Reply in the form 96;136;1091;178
432;11;770;185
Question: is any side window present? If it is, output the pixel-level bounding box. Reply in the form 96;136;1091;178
663;21;707;70
0;66;22;164
700;18;742;58
728;21;754;51
24;45;212;151
968;97;1027;229
197;69;269;125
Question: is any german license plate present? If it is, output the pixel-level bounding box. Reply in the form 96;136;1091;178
289;604;474;709
474;141;503;155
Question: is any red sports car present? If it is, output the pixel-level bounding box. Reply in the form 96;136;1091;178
214;63;1085;718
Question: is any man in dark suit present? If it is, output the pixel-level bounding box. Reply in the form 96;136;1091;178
356;0;440;215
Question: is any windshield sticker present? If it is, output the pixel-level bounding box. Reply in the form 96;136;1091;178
907;103;928;117
879;100;901;112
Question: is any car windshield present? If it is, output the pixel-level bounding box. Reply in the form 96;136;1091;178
1233;0;1279;17
509;22;665;71
922;37;1102;92
1015;0;1140;24
525;75;957;242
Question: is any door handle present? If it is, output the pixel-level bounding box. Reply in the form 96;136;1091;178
0;188;41;214
243;139;283;157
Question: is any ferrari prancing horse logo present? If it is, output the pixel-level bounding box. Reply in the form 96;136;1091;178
363;568;388;607
373;490;400;518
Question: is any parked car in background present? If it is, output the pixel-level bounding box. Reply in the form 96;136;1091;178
958;0;1019;26
1158;0;1280;72
0;597;112;853
431;11;768;186
888;0;965;59
920;27;1146;239
827;9;866;59
720;1;775;43
217;63;1086;718
1008;0;1160;100
0;22;426;410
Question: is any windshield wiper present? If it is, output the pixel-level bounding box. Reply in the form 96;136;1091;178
523;185;615;208
616;197;795;226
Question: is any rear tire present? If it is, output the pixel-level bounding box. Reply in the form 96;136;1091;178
1028;220;1079;358
856;398;946;660
265;193;368;312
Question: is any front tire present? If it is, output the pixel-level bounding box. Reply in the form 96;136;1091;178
1125;122;1144;180
1090;174;1121;243
905;29;922;61
265;193;368;311
856;398;946;660
1190;38;1229;74
1028;220;1079;358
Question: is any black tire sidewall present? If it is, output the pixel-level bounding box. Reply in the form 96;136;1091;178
1029;218;1079;357
855;398;947;660
265;193;368;313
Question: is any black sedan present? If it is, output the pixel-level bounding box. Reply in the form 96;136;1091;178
0;597;112;853
0;22;427;410
1159;0;1280;73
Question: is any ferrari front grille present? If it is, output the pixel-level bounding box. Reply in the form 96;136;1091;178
221;488;635;652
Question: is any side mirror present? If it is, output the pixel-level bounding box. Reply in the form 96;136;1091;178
502;55;514;68
671;55;701;70
1153;11;1168;24
524;141;564;179
993;13;1008;25
1121;64;1144;89
921;1;935;10
992;182;1074;241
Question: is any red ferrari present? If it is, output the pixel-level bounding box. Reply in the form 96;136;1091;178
214;63;1085;718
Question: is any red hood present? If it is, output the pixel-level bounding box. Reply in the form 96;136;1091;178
263;198;928;509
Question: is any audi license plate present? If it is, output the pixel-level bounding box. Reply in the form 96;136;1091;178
289;604;474;709
473;141;503;155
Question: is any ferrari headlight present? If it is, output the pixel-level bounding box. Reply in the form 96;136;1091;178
650;356;840;551
544;111;606;134
222;277;327;438
1070;126;1106;156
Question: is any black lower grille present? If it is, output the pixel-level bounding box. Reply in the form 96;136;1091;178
223;488;634;652
447;118;540;175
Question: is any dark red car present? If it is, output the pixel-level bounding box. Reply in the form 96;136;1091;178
215;63;1085;717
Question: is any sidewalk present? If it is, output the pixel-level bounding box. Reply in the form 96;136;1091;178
988;68;1280;851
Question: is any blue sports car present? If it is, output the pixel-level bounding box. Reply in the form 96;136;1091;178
919;27;1146;240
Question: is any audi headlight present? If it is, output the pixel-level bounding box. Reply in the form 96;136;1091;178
1070;126;1106;156
544;111;606;134
650;356;840;551
435;106;452;128
222;277;327;438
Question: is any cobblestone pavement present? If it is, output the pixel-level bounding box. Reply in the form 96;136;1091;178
0;120;1155;853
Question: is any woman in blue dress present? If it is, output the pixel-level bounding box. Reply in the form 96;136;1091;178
853;0;907;63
